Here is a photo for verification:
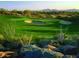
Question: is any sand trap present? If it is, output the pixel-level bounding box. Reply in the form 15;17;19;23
24;20;32;23
24;19;45;25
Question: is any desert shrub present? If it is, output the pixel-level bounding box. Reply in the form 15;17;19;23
16;33;33;46
72;35;79;46
0;44;5;51
52;33;76;46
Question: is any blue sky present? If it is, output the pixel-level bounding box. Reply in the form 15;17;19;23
0;1;79;10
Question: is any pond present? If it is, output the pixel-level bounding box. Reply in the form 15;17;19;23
59;20;72;25
32;21;45;25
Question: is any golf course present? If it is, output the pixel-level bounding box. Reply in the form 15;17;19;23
0;14;79;39
0;9;79;58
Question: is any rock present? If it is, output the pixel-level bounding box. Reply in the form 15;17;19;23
22;44;41;52
42;52;54;58
0;51;15;58
55;45;77;55
42;48;64;58
0;40;22;57
62;55;76;58
21;44;43;58
21;45;51;58
1;40;22;51
76;53;79;58
53;51;64;58
49;40;60;47
21;47;64;58
35;39;50;48
47;44;56;51
21;48;54;58
21;49;43;58
21;44;64;58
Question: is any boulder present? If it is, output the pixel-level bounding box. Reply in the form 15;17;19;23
0;51;16;58
35;39;50;48
21;50;43;58
49;40;60;47
1;40;22;51
21;44;43;58
47;44;56;51
55;45;78;55
76;53;79;58
42;48;64;58
22;44;41;51
62;55;76;58
42;52;54;58
21;44;64;58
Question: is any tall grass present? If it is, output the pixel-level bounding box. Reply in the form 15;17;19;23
17;33;33;46
0;17;33;46
0;18;16;40
0;24;33;47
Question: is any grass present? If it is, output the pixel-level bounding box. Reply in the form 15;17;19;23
0;15;79;40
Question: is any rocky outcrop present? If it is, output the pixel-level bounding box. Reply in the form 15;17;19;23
55;45;78;55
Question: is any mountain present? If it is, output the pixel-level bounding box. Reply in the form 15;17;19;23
64;9;79;12
41;9;60;12
40;9;79;12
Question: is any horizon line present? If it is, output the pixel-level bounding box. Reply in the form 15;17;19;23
0;8;79;11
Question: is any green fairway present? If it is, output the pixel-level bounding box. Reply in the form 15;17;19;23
0;15;79;39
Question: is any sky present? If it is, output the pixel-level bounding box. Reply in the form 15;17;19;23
0;1;79;10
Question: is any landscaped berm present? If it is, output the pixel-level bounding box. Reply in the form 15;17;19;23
0;1;79;58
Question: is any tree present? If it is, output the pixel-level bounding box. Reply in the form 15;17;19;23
0;8;8;14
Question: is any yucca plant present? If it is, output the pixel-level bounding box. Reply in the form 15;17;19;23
17;33;33;46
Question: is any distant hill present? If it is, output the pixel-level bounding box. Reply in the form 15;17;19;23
41;9;79;12
64;9;79;12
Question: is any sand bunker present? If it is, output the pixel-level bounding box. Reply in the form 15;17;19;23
24;20;32;23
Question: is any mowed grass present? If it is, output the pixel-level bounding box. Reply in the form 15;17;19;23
0;15;79;39
15;17;61;38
